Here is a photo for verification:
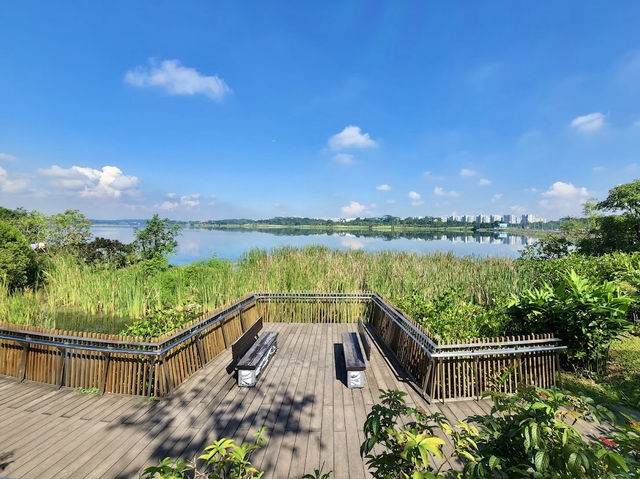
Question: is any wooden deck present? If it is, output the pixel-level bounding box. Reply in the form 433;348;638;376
0;323;612;479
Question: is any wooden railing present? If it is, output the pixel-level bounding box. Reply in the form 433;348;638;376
369;294;565;402
0;292;565;401
0;294;259;397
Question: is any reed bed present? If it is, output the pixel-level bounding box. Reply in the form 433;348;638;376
0;246;530;334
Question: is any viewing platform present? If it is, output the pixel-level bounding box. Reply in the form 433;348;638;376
0;321;610;478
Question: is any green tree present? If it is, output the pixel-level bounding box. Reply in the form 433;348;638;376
15;208;48;244
0;220;37;289
47;209;92;249
134;214;182;261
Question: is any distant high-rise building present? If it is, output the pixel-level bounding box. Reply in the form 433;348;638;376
463;215;475;223
521;214;547;224
447;215;462;222
503;214;521;224
490;214;503;222
476;214;491;223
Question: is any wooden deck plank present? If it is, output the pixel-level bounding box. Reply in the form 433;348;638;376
0;322;618;479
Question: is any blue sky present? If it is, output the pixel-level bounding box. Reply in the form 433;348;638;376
1;1;639;220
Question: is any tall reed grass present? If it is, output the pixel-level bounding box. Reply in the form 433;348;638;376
0;246;530;333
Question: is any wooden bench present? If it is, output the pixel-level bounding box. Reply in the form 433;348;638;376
231;317;279;387
358;318;371;362
342;331;367;389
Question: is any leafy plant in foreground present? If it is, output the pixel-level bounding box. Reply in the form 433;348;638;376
507;270;632;372
360;389;464;478
459;386;631;478
141;427;267;478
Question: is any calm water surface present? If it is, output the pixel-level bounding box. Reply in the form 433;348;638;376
91;225;537;264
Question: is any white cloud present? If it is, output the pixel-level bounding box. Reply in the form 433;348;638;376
633;119;640;128
478;178;491;186
155;193;201;210
570;112;605;132
434;186;459;197
328;126;377;150
180;193;201;208
491;193;503;203
341;201;365;216
422;171;445;181
386;199;396;204
333;153;355;165
156;201;179;211
124;59;231;101
539;181;590;216
511;205;527;214
376;184;391;191
38;165;139;199
459;168;477;177
592;166;604;172
0;166;28;193
408;190;424;206
0;153;17;161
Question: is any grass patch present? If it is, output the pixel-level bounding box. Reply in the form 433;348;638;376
561;333;640;409
1;247;527;337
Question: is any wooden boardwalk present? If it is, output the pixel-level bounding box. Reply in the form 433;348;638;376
0;323;612;479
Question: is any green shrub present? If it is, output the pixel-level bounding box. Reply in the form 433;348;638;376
459;386;632;478
507;270;632;372
120;305;202;337
361;388;638;478
360;389;458;478
395;289;509;340
0;220;37;290
142;427;268;478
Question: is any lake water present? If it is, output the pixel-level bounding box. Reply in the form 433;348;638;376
91;224;537;264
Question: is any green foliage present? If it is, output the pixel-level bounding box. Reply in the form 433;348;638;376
459;386;632;478
120;304;202;338
47;209;92;249
597;179;640;217
78;237;134;268
360;389;457;478
76;386;99;394
507;270;632;371
528;179;640;257
142;427;267;479
301;464;332;479
395;289;508;340
561;333;640;409
521;234;575;260
134;214;182;261
0;220;37;289
2;247;524;335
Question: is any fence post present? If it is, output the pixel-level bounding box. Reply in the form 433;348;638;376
18;342;30;382
55;347;67;388
161;354;172;396
220;320;229;348
147;356;156;397
195;333;206;368
99;352;111;394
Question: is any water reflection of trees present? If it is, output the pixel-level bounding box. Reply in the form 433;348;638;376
195;227;535;245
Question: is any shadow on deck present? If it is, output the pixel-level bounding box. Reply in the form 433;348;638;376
0;323;612;479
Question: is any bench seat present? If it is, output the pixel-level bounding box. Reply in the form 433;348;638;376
342;332;366;389
237;331;278;387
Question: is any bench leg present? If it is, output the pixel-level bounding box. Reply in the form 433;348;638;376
347;370;364;389
238;369;257;387
237;343;278;387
